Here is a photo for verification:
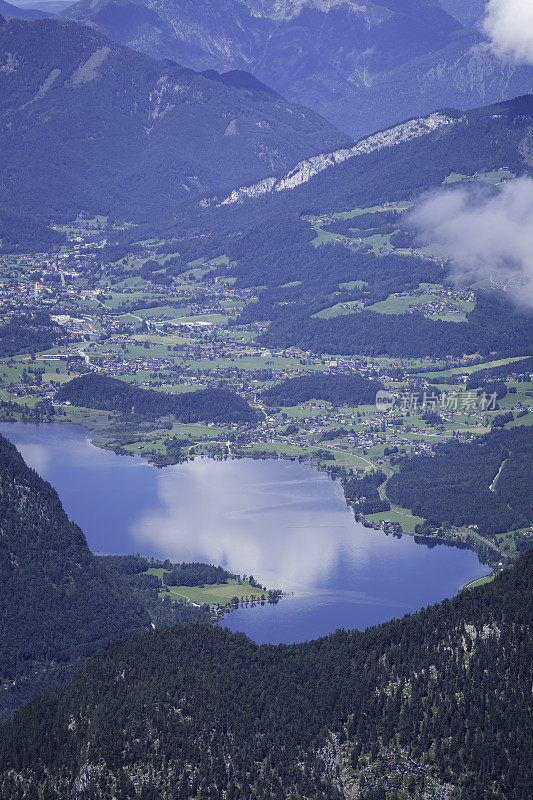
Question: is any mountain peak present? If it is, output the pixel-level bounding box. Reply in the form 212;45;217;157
201;68;280;98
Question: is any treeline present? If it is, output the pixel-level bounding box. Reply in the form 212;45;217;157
0;552;531;799
163;563;235;587
323;210;402;236
387;426;533;536
56;374;259;423
262;372;383;407
465;356;533;388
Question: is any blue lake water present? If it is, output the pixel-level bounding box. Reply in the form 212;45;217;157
0;422;487;644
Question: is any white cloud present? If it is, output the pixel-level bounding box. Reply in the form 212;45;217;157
482;0;533;65
408;177;533;308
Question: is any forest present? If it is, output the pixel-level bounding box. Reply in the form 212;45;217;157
0;433;150;720
387;426;533;536
343;470;390;515
0;552;530;800
0;207;65;253
258;292;533;358
228;220;444;295
56;374;259;424
0;313;67;357
261;372;383;407
162;563;236;587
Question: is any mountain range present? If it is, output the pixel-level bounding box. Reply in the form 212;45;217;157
3;7;532;240
61;0;533;137
0;16;345;225
197;94;533;232
0;0;50;19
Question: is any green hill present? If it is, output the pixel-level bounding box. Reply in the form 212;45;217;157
1;552;530;799
56;374;259;423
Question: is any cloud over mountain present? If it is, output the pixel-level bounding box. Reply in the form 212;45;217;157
408;177;533;309
483;0;533;65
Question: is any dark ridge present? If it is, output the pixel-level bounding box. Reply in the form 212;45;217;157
202;68;281;98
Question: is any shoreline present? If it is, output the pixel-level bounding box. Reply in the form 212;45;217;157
0;415;505;571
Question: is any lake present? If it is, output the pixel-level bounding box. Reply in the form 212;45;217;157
0;422;487;644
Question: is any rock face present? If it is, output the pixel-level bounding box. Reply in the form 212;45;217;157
217;111;458;205
63;0;533;137
0;17;345;224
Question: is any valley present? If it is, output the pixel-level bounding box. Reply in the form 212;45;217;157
1;174;531;568
0;6;531;799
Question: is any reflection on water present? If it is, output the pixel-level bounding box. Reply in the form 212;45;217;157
0;423;487;644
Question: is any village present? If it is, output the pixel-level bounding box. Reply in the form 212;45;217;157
1;217;532;561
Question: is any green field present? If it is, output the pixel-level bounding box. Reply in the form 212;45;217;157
312;302;362;319
419;356;529;379
145;570;262;606
366;508;425;533
463;573;495;590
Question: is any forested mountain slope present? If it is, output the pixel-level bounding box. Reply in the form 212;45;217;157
0;16;345;225
189;95;533;359
62;0;533;138
387;426;533;538
1;552;530;799
209;95;533;217
0;433;150;720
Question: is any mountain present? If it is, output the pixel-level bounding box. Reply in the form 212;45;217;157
193;95;533;359
0;0;50;19
1;551;530;799
438;0;487;27
62;0;533;138
0;16;345;225
0;433;150;720
206;94;533;221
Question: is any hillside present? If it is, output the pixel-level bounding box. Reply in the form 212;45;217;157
0;551;530;799
0;16;345;226
261;372;384;407
208;96;533;216
387;425;533;538
195;96;533;359
0;433;150;720
62;0;533;138
56;373;260;423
